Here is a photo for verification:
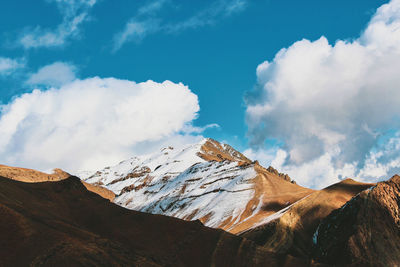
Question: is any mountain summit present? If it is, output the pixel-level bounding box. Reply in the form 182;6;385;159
82;138;312;233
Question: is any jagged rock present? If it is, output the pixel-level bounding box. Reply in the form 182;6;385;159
267;166;295;183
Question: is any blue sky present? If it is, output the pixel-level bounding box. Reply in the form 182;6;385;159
0;0;384;143
2;0;400;188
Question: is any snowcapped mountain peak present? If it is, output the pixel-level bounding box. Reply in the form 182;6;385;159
82;138;311;234
84;138;247;188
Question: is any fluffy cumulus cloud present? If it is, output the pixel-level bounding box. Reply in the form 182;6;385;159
0;57;25;76
26;62;77;87
0;77;200;173
18;0;96;49
112;0;247;51
245;0;400;188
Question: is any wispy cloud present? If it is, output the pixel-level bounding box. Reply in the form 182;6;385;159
165;0;247;33
113;19;161;52
17;0;97;49
26;61;77;87
0;57;25;76
137;0;170;16
112;0;248;52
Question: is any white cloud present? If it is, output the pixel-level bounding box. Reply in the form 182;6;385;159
243;147;279;167
358;133;400;182
112;0;247;51
245;0;400;188
0;77;201;173
27;62;77;87
18;0;96;49
182;123;220;134
0;57;25;76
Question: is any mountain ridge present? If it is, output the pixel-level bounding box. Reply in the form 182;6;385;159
0;164;115;201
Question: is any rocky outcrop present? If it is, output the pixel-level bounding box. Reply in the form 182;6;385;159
266;166;296;184
197;138;251;164
313;175;400;266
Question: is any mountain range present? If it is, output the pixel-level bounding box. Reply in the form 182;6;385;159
1;138;399;266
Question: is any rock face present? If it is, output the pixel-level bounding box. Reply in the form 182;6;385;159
313;175;400;266
81;138;313;234
0;175;314;267
240;178;374;259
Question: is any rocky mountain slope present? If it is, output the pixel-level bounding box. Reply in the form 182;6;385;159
313;175;400;266
240;178;374;259
0;164;115;201
81;138;313;234
0;174;316;267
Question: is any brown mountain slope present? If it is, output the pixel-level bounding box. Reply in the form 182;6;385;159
313;175;400;266
240;178;374;258
0;176;318;267
0;164;115;201
228;163;313;234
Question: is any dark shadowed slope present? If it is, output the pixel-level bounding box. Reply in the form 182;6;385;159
0;176;317;267
313;175;400;266
241;179;374;259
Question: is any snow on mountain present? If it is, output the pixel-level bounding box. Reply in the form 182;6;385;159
81;138;312;233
